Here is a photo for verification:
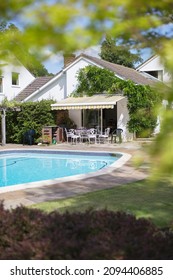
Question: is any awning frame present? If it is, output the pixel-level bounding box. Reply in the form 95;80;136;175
51;95;124;110
51;104;115;110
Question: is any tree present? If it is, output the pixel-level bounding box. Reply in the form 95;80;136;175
73;65;118;96
0;2;172;58
100;36;142;68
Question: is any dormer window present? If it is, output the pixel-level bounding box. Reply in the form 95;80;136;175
12;72;19;85
145;70;163;81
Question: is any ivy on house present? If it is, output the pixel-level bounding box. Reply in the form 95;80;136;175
72;65;119;96
73;65;162;137
111;80;162;137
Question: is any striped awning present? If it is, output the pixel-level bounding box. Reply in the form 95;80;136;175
51;95;124;110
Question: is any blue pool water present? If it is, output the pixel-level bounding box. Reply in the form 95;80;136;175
0;151;121;187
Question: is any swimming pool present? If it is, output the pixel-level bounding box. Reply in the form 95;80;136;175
0;149;131;192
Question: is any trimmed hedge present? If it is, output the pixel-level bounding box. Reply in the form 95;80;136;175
0;203;173;259
4;100;76;144
5;100;57;144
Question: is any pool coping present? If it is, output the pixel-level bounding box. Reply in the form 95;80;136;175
0;149;131;194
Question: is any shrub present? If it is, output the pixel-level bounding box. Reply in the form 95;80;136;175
0;203;172;260
5;100;57;144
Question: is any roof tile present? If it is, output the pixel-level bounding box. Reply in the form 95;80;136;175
80;54;157;85
14;76;54;101
15;54;157;102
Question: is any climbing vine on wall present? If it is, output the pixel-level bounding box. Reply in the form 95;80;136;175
111;80;162;137
73;65;162;137
73;65;119;96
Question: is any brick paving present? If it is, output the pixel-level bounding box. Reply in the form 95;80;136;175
0;141;149;209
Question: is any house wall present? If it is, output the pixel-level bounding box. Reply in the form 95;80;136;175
117;98;133;141
137;56;171;83
22;57;101;102
27;75;66;102
0;61;35;102
65;58;99;96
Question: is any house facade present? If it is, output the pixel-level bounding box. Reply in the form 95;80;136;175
0;59;35;103
136;54;172;83
14;54;158;142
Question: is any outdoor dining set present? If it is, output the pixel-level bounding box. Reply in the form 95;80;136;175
64;127;122;144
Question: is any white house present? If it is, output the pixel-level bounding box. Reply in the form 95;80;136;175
0;58;35;103
136;54;172;84
15;54;158;141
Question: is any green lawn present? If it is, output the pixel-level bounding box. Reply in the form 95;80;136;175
31;179;173;228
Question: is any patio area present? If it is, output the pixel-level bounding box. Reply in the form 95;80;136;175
0;141;149;209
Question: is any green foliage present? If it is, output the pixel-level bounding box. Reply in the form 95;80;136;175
0;1;172;55
121;82;162;136
20;51;51;77
100;36;142;68
150;103;173;178
0;20;51;77
74;65;161;136
112;81;162;137
5;100;57;143
73;65;119;96
0;97;19;109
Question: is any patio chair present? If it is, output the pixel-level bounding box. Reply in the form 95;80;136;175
64;128;75;143
98;127;110;143
76;128;88;143
23;129;35;145
111;128;123;143
87;128;97;144
71;130;81;144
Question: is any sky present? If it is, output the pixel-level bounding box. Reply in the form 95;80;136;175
43;52;64;74
43;45;102;74
43;45;152;74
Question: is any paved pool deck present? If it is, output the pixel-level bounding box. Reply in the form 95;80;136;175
0;141;149;209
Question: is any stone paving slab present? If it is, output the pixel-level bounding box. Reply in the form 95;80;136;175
0;142;149;209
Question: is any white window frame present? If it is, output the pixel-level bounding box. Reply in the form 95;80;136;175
0;76;3;93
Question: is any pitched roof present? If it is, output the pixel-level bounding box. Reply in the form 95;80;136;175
15;54;158;102
136;55;158;70
14;76;54;101
78;54;157;85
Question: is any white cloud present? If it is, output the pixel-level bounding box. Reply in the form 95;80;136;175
75;45;101;58
43;51;64;74
43;44;154;74
43;45;101;74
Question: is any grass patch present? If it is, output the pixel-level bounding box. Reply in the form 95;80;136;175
31;179;173;228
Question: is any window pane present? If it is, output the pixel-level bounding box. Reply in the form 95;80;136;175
12;72;19;85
